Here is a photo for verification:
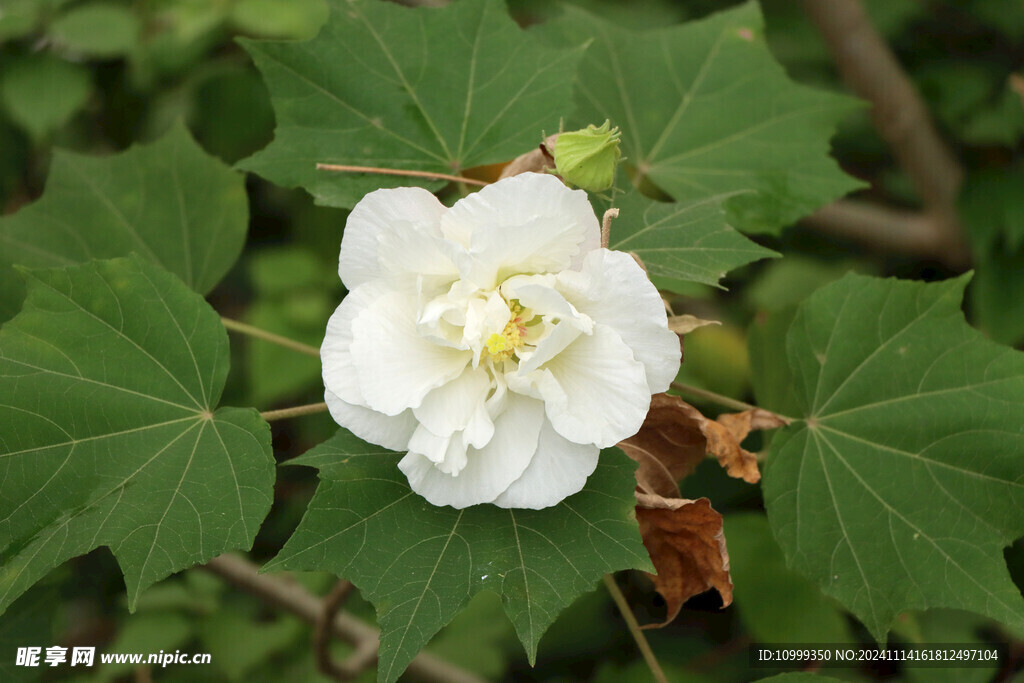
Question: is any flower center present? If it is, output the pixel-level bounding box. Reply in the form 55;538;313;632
484;302;528;362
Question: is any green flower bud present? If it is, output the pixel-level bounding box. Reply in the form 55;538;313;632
552;120;622;192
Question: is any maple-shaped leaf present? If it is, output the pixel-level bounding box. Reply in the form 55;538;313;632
607;189;778;291
238;0;583;208
266;429;649;683
754;273;1024;640
635;493;732;628
536;1;863;234
0;123;248;322
0;257;274;615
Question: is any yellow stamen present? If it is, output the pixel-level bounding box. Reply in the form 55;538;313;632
485;302;527;362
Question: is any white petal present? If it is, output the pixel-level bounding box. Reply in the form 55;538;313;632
398;394;544;508
500;274;594;374
417;279;476;350
414;366;493;437
462;290;511;359
535;324;651;447
516;320;584;376
501;274;593;333
338;186;453;290
324;388;416;451
350;289;472;415
321;282;389;406
492;420;600;509
440;173;600;288
407;424;471;475
557;249;681;392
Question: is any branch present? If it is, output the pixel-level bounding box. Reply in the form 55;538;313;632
313;580;366;680
670;381;761;415
802;199;970;267
221;317;321;358
203;554;486;683
316;163;488;187
602;574;669;683
802;0;968;258
260;402;330;422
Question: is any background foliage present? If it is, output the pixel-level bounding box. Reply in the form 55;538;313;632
0;0;1022;681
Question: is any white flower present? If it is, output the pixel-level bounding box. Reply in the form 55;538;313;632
322;172;681;509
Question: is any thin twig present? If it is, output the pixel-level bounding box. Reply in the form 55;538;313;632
260;402;330;422
314;580;360;680
602;574;669;683
802;199;970;267
221;317;321;358
316;163;488;187
670;381;760;414
801;0;967;260
203;555;486;683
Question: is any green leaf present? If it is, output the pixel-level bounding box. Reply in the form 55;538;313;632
961;166;1024;253
0;256;274;615
0;123;248;321
746;256;867;312
892;609;994;683
0;0;43;43
425;591;513;679
266;429;650;683
748;307;802;420
753;675;844;683
725;513;851;644
0;586;57;683
96;613;193;681
757;273;1024;641
539;1;863;234
49;3;140;58
244;299;326;406
970;247;1024;347
230;0;328;39
239;0;583;208
608;190;777;291
0;53;91;141
199;609;304;681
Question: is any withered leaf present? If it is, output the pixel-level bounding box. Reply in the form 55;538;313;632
618;394;708;497
621;394;789;493
635;493;732;628
666;314;720;336
716;407;788;483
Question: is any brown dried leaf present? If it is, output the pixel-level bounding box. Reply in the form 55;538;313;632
618;393;707;497
498;134;558;179
714;408;787;483
635;493;732;628
666;314;720;336
620;395;789;493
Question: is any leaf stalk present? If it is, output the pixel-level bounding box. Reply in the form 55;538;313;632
221;317;321;358
602;574;669;683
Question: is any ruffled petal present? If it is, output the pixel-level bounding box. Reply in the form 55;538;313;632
440;173;600;288
413;366;493;438
321;282;389;406
492;420;599;509
398;394;544;508
350;288;472;415
324;388;417;451
339;186;453;290
557;249;681;392
532;324;651;447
